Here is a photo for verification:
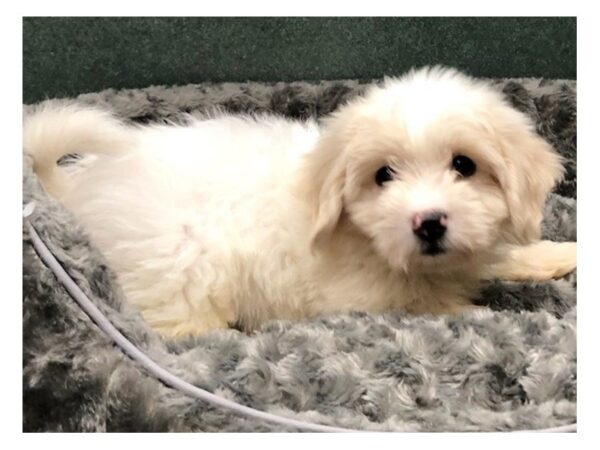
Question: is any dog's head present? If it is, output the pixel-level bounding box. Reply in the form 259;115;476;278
301;67;563;272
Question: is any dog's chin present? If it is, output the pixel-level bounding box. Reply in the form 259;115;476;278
420;242;446;257
401;243;478;274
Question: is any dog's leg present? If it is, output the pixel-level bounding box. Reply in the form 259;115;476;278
140;283;236;339
484;240;577;281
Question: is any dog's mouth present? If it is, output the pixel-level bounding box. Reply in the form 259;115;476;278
420;242;446;256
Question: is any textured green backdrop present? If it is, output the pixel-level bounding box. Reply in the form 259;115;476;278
23;17;576;104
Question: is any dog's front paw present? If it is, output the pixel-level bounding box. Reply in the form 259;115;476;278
485;240;577;282
517;240;577;281
545;241;577;279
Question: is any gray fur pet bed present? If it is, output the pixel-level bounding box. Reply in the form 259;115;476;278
23;77;577;432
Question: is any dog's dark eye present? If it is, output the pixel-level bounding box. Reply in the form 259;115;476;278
375;166;395;186
452;155;476;178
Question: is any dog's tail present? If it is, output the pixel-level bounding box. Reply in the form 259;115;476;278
23;101;134;198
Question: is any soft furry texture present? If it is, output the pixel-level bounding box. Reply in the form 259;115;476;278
24;68;575;339
23;76;576;431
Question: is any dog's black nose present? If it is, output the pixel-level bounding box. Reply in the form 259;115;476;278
412;211;447;244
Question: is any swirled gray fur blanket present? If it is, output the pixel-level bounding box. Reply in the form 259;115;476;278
23;77;576;432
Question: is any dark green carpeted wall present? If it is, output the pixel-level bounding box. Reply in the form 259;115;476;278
23;17;576;104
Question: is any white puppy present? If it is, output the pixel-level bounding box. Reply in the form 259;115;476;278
24;67;577;338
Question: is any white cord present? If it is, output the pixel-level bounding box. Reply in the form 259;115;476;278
25;215;356;432
23;202;576;433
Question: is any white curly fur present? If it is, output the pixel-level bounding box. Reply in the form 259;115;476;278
24;67;576;338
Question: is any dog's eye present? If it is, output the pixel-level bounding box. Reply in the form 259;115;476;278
452;155;476;178
375;166;395;186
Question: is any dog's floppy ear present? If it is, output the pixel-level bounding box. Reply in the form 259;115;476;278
496;112;564;244
299;94;375;250
299;128;348;251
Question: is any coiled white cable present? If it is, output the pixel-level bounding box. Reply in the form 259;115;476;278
23;202;576;433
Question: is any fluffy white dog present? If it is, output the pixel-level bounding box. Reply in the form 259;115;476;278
24;67;577;338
